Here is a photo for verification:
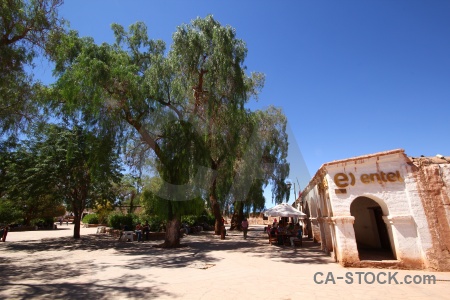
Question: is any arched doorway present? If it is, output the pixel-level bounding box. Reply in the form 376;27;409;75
350;196;394;260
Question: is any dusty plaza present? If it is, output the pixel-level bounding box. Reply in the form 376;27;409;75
3;2;450;300
1;225;449;300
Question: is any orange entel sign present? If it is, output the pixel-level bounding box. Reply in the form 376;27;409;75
333;171;403;188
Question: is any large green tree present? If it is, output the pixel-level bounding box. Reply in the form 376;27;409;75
167;17;266;235
0;136;66;225
48;16;288;247
0;0;63;135
0;124;122;237
42;124;122;238
227;106;290;230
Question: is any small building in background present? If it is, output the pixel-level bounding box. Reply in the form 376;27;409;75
296;149;450;271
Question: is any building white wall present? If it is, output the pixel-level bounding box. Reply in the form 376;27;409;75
301;150;438;269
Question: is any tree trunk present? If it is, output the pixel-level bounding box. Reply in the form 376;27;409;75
128;191;135;214
73;213;81;239
24;216;31;226
210;196;223;235
161;216;181;248
209;179;223;235
229;201;244;230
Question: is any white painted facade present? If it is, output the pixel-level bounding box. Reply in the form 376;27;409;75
298;149;450;270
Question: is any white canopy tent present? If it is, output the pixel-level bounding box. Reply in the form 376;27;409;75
264;203;307;218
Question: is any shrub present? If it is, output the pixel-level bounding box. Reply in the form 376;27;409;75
31;217;55;228
181;215;196;227
145;216;165;232
0;200;22;224
196;213;215;226
107;213;136;230
93;202;114;225
82;213;99;224
181;213;215;231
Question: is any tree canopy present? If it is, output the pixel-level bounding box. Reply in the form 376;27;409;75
0;0;63;135
0;123;122;237
47;15;290;246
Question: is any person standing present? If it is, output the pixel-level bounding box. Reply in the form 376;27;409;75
135;223;142;242
220;217;226;239
241;218;249;239
1;225;9;242
290;223;303;247
143;221;150;241
272;218;278;227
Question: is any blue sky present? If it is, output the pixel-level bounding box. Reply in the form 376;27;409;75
36;1;450;206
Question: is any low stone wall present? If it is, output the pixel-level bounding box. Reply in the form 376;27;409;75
9;226;37;232
147;232;166;240
107;229;166;241
83;224;108;228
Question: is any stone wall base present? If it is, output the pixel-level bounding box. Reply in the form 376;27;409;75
341;259;425;270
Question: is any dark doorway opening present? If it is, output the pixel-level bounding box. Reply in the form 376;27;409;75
350;197;395;261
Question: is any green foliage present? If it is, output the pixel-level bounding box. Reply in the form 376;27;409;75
168;17;266;218
0;124;122;237
110;175;141;214
181;213;215;227
140;175;206;221
0;137;67;225
93;202;114;224
0;0;64;135
254;107;290;204
107;213;124;230
49;15;289;245
96;211;110;225
143;215;165;232
181;215;197;227
197;213;216;226
227;107;290;209
0;199;22;224
31;217;54;228
82;214;99;224
107;212;139;230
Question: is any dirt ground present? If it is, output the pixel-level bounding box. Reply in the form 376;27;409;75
1;225;449;299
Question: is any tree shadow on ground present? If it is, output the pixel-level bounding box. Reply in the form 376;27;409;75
2;228;334;266
0;282;167;300
215;229;335;265
0;253;173;299
0;228;334;298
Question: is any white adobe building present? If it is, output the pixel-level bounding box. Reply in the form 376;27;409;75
297;149;450;271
